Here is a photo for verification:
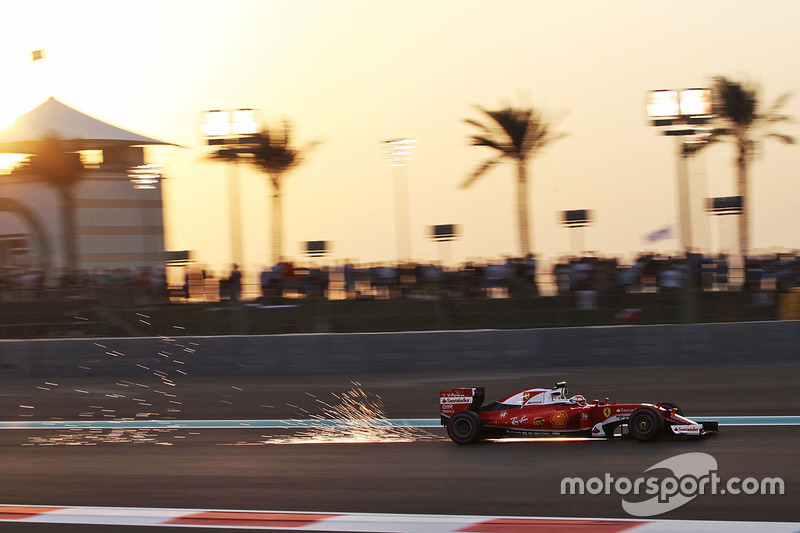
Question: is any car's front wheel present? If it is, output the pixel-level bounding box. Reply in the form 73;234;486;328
628;406;664;442
447;410;484;445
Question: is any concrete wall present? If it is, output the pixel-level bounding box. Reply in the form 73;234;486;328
1;321;798;379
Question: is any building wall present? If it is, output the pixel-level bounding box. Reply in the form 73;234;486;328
0;168;166;275
73;171;166;269
0;174;61;268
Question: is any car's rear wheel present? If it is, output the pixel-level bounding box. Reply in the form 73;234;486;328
447;410;484;445
628;406;663;442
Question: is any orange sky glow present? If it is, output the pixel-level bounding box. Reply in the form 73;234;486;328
1;0;799;275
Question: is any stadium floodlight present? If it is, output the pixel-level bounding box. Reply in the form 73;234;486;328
201;110;231;138
128;164;162;190
679;88;713;117
383;138;417;167
646;90;680;119
231;109;259;136
201;108;262;268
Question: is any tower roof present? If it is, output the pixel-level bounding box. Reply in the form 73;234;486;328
0;97;176;154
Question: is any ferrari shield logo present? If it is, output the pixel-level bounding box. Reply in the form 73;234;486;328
603;407;612;418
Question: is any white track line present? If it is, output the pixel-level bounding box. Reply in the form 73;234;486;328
2;415;799;430
1;505;799;532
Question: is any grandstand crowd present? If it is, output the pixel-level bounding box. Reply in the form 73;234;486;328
1;251;799;306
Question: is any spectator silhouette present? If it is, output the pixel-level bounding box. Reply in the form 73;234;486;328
227;263;242;302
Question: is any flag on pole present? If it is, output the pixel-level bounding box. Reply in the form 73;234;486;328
31;49;45;61
644;226;672;243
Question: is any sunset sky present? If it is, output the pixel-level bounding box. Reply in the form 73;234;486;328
1;0;799;274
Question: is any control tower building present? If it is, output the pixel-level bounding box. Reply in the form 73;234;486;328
0;97;176;277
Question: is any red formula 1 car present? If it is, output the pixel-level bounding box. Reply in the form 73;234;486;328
440;381;718;444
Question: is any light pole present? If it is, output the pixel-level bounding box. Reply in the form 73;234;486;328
647;89;713;324
646;89;713;253
383;139;416;262
201;109;260;268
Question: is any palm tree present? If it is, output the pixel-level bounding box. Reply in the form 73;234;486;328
227;120;317;265
26;137;84;270
462;104;565;256
706;76;795;260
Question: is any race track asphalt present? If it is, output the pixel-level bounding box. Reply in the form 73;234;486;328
0;362;798;531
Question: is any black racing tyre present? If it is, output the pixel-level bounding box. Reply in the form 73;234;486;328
659;402;684;416
628;406;664;442
447;410;484;445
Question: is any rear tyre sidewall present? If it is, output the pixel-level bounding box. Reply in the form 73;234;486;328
447;411;483;445
628;406;663;442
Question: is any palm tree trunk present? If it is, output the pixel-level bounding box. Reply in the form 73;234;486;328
516;160;531;256
737;144;749;264
271;178;283;265
59;186;76;270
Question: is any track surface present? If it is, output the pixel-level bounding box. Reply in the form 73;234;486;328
1;362;799;531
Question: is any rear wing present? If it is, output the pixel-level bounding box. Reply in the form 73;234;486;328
440;387;485;422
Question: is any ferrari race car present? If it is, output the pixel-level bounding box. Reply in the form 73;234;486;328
440;381;718;444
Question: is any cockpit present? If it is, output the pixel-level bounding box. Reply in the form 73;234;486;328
484;381;586;411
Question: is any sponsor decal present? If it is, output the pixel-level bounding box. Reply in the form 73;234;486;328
550;411;568;427
670;425;702;435
603;407;612;418
523;392;532;403
533;417;544;428
580;412;588;421
500;411;508;418
511;430;568;437
511;415;528;426
440;397;472;405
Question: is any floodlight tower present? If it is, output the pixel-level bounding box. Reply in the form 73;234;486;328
383;138;416;262
647;89;713;324
201;109;260;267
646;89;713;252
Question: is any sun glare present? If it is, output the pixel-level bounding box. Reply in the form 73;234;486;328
0;2;67;131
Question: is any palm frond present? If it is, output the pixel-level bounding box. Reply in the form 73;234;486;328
761;113;794;125
765;92;792;117
219;120;318;185
763;132;796;145
470;135;507;152
460;157;502;189
27;136;84;189
713;76;757;128
463;118;491;134
465;103;564;162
